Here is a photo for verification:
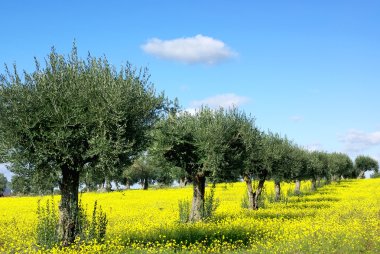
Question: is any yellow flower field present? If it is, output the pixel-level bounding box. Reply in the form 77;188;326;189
0;179;379;253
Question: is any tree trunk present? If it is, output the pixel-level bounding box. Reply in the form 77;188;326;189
58;167;80;246
311;178;317;191
105;177;112;192
244;175;255;210
125;180;131;190
253;179;265;209
294;179;301;195
357;170;365;179
274;180;281;201
189;172;205;222
317;177;321;187
179;177;187;187
143;178;149;190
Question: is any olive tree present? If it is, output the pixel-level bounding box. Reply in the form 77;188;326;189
123;153;159;190
266;134;297;201
328;153;354;181
354;155;379;179
154;107;246;221
304;151;324;190
239;122;267;210
0;46;166;245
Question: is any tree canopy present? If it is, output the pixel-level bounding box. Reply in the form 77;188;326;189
355;155;379;178
0;45;168;244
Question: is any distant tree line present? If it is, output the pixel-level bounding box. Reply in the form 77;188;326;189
0;45;378;245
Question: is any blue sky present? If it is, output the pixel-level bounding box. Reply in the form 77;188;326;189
1;0;380;179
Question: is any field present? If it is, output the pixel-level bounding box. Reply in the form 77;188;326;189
0;179;379;253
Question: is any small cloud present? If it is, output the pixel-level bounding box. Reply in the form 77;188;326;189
190;93;249;109
290;115;303;122
184;108;198;115
141;34;237;64
305;143;323;152
179;85;190;92
339;129;380;152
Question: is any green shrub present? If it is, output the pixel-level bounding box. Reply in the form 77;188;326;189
36;198;108;248
36;198;59;248
178;199;190;223
201;185;219;220
178;185;220;223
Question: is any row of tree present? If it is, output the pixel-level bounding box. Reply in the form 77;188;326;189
0;46;378;245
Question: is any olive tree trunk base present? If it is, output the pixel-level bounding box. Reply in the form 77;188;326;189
189;173;205;222
294;179;301;195
311;178;317;191
244;175;255;210
253;179;265;209
58;167;80;246
274;181;281;201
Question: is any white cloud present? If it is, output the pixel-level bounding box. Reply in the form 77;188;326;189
189;93;249;109
141;34;237;64
339;129;380;152
179;84;190;92
183;107;198;115
290;115;303;122
305;143;323;152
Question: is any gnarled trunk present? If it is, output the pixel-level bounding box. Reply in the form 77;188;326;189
105;177;112;192
253;179;265;209
311;178;317;191
189;172;205;222
179;177;187;187
274;180;281;201
357;170;365;179
143;178;149;190
58;167;80;246
244;175;255;210
294;179;301;195
125;180;131;190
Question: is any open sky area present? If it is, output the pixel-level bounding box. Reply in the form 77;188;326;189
1;0;379;179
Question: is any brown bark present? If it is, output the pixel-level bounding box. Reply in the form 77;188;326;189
58;167;80;246
311;178;317;191
357;170;365;179
125;180;131;190
253;179;265;209
294;179;301;195
244;175;255;210
189;172;205;222
179;177;187;187
317;177;321;187
105;177;112;192
274;180;281;201
143;178;149;190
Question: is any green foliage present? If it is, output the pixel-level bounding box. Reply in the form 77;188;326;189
240;192;249;209
0;44;167;191
327;153;354;180
123;153;160;189
178;185;220;223
0;44;167;243
201;185;220;220
0;173;7;194
36;198;59;248
10;162;57;195
87;200;108;243
154;107;251;183
355;155;379;178
178;199;191;223
36;198;108;249
370;171;380;178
